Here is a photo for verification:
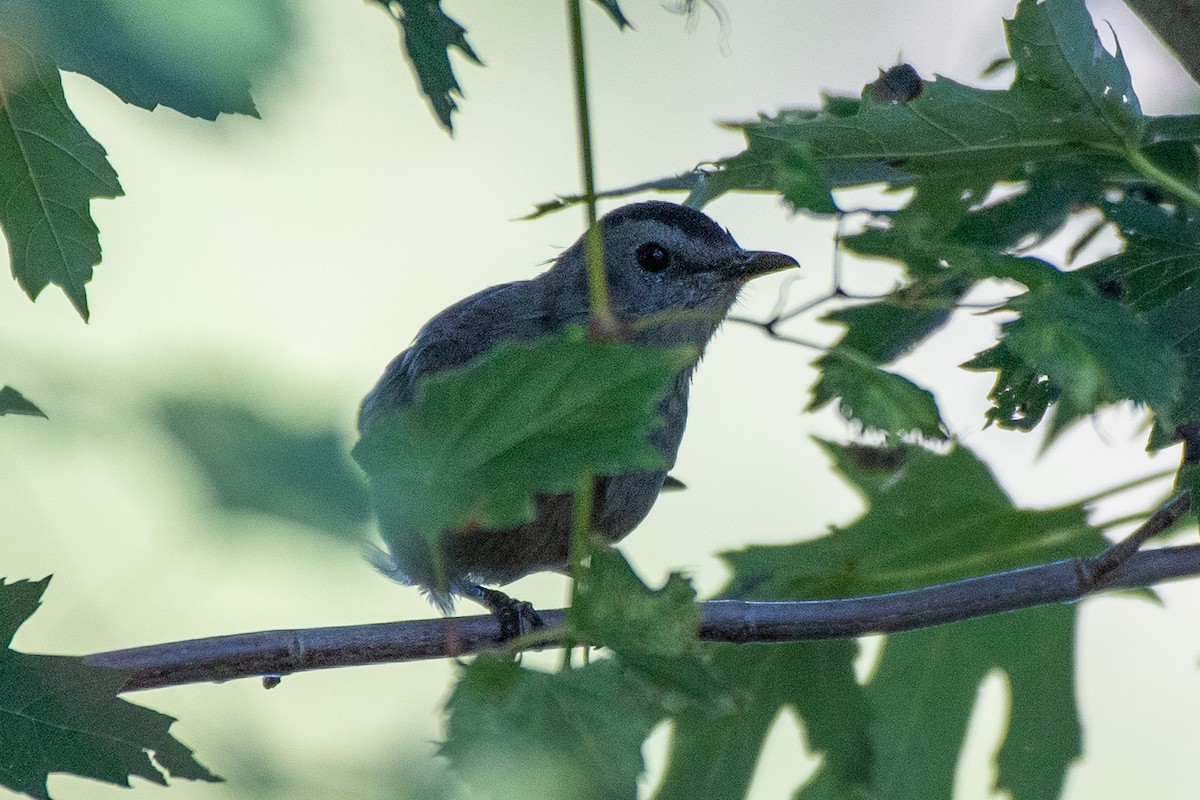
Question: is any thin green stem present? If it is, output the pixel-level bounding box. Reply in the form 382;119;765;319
567;0;614;329
1125;146;1200;208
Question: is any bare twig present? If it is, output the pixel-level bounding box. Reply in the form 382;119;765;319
87;541;1200;693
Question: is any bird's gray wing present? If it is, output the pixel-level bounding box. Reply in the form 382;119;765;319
358;279;562;434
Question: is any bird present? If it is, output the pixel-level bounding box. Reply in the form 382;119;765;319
358;201;798;625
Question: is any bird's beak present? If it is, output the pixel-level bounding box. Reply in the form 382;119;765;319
735;249;800;279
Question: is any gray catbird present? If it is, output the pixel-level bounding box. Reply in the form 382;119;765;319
359;201;798;617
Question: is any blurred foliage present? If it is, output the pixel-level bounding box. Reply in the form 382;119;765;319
0;387;45;418
709;441;1106;800
0;0;294;318
156;397;370;537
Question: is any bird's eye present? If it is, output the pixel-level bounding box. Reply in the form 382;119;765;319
636;242;670;272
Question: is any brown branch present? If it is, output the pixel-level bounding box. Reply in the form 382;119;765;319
86;543;1200;693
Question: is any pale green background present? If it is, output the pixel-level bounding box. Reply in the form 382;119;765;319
3;1;1199;798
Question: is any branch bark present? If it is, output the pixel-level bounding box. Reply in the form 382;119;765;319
85;543;1200;693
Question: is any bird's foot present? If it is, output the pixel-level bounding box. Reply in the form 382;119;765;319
471;586;545;641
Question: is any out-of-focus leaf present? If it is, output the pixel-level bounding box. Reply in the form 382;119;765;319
443;657;659;800
352;327;692;585
3;0;294;120
0;577;220;799
0;387;45;418
1147;285;1200;448
721;441;1106;799
1006;0;1143;139
967;289;1183;442
1083;197;1200;310
590;0;630;28
0;33;122;319
963;341;1058;432
724;440;1105;598
822;275;971;364
868;607;1079;800
570;549;731;713
157;398;370;535
659;641;869;800
808;349;948;442
375;0;481;131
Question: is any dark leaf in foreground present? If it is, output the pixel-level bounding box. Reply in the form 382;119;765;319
0;578;220;799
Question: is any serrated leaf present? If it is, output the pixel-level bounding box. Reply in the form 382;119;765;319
724;440;1106;599
443;657;660;800
377;0;481;131
157;397;369;535
1146;285;1200;447
720;441;1106;799
590;0;630;29
976;289;1184;442
0;386;45;419
822;275;971;364
0;33;122;319
963;341;1058;432
777;141;838;214
869;607;1079;800
570;549;731;713
1083;197;1200;310
4;0;294;120
843;185;1068;290
353;326;692;545
1006;0;1143;140
0;578;220;799
808;349;948;442
659;642;869;800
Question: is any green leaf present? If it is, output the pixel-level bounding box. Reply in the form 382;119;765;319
590;0;630;29
0;578;220;799
963;341;1058;433
157;397;370;535
1146;286;1200;447
868;607;1079;800
353;326;692;544
724;440;1106;599
443;657;660;800
375;0;482;132
720;441;1106;799
842;186;1067;290
970;289;1184;441
821;275;971;364
1083;197;1200;311
659;642;869;800
1006;0;1143;140
777;141;838;214
808;349;948;442
0;34;122;319
4;0;295;120
0;387;45;419
570;549;731;713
